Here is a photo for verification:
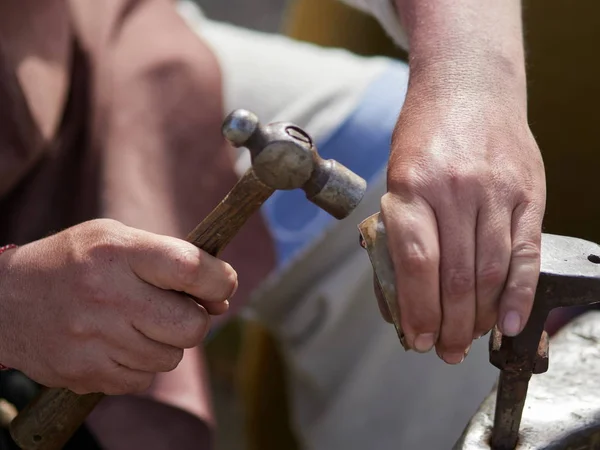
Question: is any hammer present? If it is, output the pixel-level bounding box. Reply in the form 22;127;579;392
9;109;367;450
358;213;600;450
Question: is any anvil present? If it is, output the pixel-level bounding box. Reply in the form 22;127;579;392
358;213;600;450
454;310;600;450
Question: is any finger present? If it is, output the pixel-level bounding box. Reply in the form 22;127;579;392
474;204;512;338
436;201;477;364
197;299;229;316
101;364;156;396
108;324;184;373
381;193;441;354
128;232;238;302
132;287;211;348
498;202;543;337
70;364;155;396
373;274;393;324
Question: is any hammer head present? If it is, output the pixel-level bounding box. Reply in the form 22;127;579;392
222;109;367;220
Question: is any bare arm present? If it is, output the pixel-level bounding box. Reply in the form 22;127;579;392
395;0;526;101
379;1;545;363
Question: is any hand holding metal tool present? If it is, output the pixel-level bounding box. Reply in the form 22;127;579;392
358;212;600;450
9;110;366;450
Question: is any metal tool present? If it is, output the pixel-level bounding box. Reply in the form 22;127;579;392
9;109;367;450
358;212;600;450
454;310;600;450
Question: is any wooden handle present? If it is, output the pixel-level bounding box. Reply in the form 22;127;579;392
186;169;274;256
10;169;274;450
10;389;103;450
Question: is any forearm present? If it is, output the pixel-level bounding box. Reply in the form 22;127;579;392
395;0;526;102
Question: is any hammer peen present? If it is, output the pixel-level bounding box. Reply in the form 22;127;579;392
358;212;600;450
9;110;367;450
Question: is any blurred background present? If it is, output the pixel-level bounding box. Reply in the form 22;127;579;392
199;0;287;33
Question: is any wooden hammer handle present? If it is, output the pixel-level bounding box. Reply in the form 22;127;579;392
9;390;103;450
186;169;275;257
10;169;274;450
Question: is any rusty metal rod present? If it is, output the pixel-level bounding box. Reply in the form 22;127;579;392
491;370;531;449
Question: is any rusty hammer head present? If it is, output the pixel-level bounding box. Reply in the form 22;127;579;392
221;109;367;220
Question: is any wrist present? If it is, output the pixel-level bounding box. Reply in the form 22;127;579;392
396;0;527;107
411;51;525;94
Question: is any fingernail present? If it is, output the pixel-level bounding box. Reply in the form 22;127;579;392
413;333;436;353
502;311;522;336
443;352;465;365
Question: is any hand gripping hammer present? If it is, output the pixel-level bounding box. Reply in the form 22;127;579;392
9;110;367;450
358;212;600;450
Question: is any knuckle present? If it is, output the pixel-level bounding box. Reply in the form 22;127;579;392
497;165;524;186
511;185;543;210
402;307;441;336
443;168;480;191
74;218;125;249
91;218;124;233
443;268;475;298
477;262;507;288
181;307;209;348
76;271;120;309
505;281;536;301
66;315;92;339
387;166;427;194
400;244;437;275
512;240;541;260
174;249;202;287
86;237;126;262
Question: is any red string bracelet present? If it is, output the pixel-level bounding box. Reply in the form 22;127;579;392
0;244;17;371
